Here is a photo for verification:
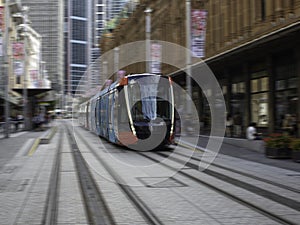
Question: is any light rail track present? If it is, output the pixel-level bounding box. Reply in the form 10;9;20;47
73;125;164;225
66;121;300;224
176;142;300;194
157;151;300;210
139;150;299;225
65;125;116;225
43;127;62;225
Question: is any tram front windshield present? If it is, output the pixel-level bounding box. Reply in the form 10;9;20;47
128;76;172;122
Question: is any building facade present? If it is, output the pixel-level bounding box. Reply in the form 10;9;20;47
100;0;300;137
0;0;51;130
21;0;64;93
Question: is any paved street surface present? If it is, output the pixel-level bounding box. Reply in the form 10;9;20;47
0;119;299;225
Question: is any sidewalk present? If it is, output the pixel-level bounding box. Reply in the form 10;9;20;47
0;122;56;162
176;135;300;172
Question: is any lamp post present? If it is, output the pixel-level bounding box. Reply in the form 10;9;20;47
144;7;152;73
114;47;119;81
3;0;11;138
186;0;192;114
21;6;29;130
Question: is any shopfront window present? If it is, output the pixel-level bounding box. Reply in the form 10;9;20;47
231;81;246;137
274;54;297;134
251;71;269;127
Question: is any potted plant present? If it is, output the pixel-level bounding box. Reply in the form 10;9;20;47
263;133;292;158
290;138;300;162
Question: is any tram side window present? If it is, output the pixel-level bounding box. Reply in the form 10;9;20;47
96;99;100;127
108;93;113;125
118;88;128;124
100;95;107;126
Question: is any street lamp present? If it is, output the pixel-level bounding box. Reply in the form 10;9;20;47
3;0;11;138
114;47;119;81
144;7;152;73
19;6;30;130
186;0;192;115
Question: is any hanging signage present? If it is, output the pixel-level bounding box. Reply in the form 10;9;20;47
12;42;25;80
29;69;40;88
13;60;24;76
12;42;24;60
151;43;161;74
0;6;5;56
191;10;207;58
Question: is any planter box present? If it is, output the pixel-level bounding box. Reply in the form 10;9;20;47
292;151;300;162
265;147;292;159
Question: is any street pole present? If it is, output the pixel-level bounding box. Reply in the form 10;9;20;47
22;6;29;131
103;61;107;87
4;0;10;138
114;47;119;81
186;0;192;115
144;7;152;74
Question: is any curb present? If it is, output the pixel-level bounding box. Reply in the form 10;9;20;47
28;138;41;156
27;126;57;156
40;126;58;144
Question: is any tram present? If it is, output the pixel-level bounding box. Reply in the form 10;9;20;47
78;73;175;150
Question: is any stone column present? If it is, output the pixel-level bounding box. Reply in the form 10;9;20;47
274;0;284;19
266;55;275;134
245;62;251;127
295;41;300;137
266;0;275;21
237;0;243;37
223;1;230;42
243;0;251;36
230;0;237;39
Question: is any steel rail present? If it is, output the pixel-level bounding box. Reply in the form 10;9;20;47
65;125;116;225
73;126;164;225
139;151;298;225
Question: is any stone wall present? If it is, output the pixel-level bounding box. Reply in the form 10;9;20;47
100;0;300;75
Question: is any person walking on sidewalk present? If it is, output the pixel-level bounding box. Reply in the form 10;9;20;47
246;122;261;140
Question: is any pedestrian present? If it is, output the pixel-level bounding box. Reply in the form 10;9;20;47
32;114;41;130
246;122;261;140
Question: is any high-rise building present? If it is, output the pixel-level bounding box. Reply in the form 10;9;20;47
63;0;130;96
107;0;128;20
21;0;64;93
95;0;106;47
64;0;93;96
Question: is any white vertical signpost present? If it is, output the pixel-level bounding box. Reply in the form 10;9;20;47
144;7;152;74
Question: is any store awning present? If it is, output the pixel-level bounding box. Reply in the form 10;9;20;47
12;88;52;97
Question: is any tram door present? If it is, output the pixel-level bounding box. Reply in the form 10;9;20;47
113;90;119;141
108;92;116;142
